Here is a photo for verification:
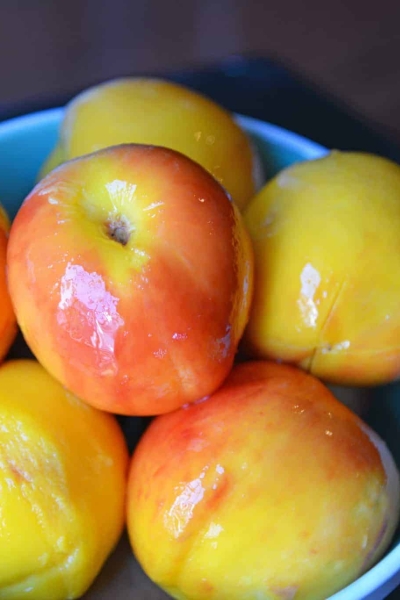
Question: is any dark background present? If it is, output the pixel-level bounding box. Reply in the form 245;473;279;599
1;1;400;599
1;0;400;142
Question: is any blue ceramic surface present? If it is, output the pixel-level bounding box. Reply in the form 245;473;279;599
0;108;398;600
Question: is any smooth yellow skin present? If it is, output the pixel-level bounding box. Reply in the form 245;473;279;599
0;359;129;599
244;151;400;386
39;77;258;210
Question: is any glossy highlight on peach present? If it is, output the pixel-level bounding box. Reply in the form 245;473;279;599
7;144;254;416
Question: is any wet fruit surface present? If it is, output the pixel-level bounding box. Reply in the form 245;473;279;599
0;359;129;600
127;360;399;600
0;203;17;362
244;151;400;386
8;144;254;415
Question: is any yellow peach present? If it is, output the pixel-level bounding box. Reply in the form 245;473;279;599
0;203;17;361
0;359;129;599
39;78;261;210
244;151;400;386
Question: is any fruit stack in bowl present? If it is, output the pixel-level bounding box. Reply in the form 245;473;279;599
0;77;399;600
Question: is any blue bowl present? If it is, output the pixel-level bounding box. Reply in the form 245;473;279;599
0;109;399;600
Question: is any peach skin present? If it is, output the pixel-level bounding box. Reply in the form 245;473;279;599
244;151;400;386
39;77;263;210
0;203;17;362
0;359;129;600
7;144;254;416
127;360;399;600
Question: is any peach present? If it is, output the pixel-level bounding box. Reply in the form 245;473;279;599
0;359;128;599
7;144;253;416
39;77;263;210
0;204;17;361
127;360;399;600
243;151;400;386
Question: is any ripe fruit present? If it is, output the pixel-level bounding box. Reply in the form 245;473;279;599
243;151;400;386
127;360;400;600
0;359;128;600
39;77;262;210
7;144;253;416
0;203;17;361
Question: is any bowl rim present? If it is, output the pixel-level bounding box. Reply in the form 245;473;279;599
236;113;327;159
328;544;400;600
0;106;62;134
0;106;399;600
0;107;328;161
